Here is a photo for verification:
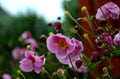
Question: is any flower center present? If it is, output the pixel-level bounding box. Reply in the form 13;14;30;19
28;56;35;64
58;39;67;50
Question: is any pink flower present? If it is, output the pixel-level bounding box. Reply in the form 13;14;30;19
47;33;84;64
12;47;26;60
96;2;120;20
25;38;38;50
57;38;84;64
19;50;45;74
69;59;87;73
2;73;12;79
96;33;113;46
21;31;31;40
113;31;120;46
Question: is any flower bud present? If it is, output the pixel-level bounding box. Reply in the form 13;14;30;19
81;6;87;12
64;11;70;16
16;77;20;79
17;70;21;75
92;52;100;63
75;60;83;68
26;45;32;50
83;33;88;39
54;22;62;32
57;68;64;76
103;67;108;73
39;35;47;43
96;27;105;35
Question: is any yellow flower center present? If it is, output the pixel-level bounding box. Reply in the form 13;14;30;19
58;39;67;50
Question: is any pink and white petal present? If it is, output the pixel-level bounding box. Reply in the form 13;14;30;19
25;38;38;50
2;73;12;79
57;56;70;64
34;55;45;67
12;47;21;59
34;66;42;74
69;49;81;60
25;50;36;58
96;6;110;20
56;50;68;59
77;65;87;73
19;58;33;72
21;31;31;40
47;34;60;53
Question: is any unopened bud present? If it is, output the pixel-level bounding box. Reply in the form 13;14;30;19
26;45;32;50
57;68;64;76
83;33;88;39
17;70;21;75
39;35;47;43
49;32;53;36
103;67;108;73
75;60;82;68
81;6;87;12
16;77;20;79
65;11;70;16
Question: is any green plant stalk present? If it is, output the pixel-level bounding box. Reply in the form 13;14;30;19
85;9;96;34
67;12;95;38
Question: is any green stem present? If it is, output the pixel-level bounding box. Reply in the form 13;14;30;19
67;12;95;38
85;9;96;34
20;72;26;79
68;55;79;79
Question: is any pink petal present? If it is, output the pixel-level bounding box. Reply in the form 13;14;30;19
19;58;33;72
96;6;110;20
56;50;68;59
25;50;37;58
34;55;45;74
25;38;38;50
2;73;12;79
12;47;21;60
34;55;45;67
114;31;120;46
47;34;60;53
21;31;31;40
57;56;70;64
34;66;42;74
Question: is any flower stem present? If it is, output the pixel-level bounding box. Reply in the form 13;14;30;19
65;11;95;38
83;7;96;34
68;55;79;79
83;34;96;50
17;70;26;79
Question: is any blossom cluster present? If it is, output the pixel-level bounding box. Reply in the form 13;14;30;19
3;1;120;79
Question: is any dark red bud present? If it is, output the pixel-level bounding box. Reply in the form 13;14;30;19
54;22;62;32
39;35;47;43
92;52;100;63
75;60;83;68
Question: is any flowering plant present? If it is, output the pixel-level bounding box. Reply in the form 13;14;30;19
2;1;120;79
